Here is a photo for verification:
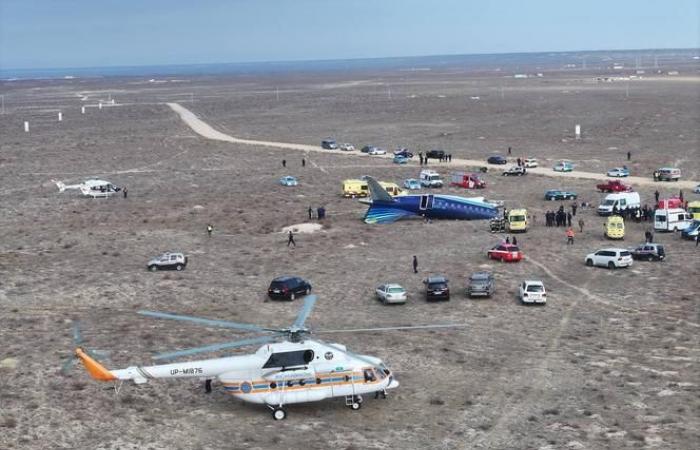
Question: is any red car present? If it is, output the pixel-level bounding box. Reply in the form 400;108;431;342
596;180;632;193
487;243;523;262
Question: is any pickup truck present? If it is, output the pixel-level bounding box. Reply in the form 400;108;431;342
596;180;632;193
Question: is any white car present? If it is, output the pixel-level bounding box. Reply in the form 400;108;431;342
524;158;538;168
368;147;387;155
607;167;630;177
519;280;546;304
375;283;407;304
147;252;188;272
339;143;355;151
585;248;633;269
693;184;700;194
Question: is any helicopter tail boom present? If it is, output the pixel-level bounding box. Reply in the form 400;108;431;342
75;348;117;381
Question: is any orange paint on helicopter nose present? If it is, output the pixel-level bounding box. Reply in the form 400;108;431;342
75;348;116;381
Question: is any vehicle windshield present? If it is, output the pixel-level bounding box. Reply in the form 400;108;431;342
429;175;441;181
270;281;286;289
527;285;544;292
387;287;404;293
429;283;447;290
688;207;700;214
620;251;632;257
511;215;526;222
603;199;616;206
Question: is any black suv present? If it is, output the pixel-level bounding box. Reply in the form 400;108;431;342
630;243;665;261
466;272;494;297
424;276;450;301
321;139;337;150
426;150;445;160
268;276;312;300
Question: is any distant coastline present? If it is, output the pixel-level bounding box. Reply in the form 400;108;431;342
2;48;698;81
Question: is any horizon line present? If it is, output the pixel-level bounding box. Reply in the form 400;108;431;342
3;46;698;73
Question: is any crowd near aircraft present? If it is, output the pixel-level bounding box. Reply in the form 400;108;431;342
362;177;498;223
76;296;465;420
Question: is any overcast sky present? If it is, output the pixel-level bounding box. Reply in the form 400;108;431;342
1;0;698;69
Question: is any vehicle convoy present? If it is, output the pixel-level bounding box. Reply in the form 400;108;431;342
450;172;485;189
147;252;188;272
630;243;665;261
681;220;700;239
604;215;625;240
654;208;693;232
487;243;523;262
585;248;633;269
607;167;630;177
375;284;407;304
544;189;577;201
655;167;681;181
503;166;527;176
267;276;312;300
419;170;444;188
507;208;529;232
597;192;641;216
321;138;338;150
466;272;494;298
424;276;450;301
519;280;547;305
487;155;507;165
596;180;632;193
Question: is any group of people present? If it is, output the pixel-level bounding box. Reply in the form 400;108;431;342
613;204;655;222
282;158;306;168
417;152;452;165
545;206;573;228
307;206;326;220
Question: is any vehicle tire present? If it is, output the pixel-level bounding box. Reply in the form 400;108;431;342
305;287;311;295
272;408;287;421
350;402;361;411
585;259;593;267
149;265;158;272
290;292;296;301
175;264;183;271
608;261;615;270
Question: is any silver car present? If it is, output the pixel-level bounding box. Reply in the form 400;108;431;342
466;272;494;297
375;284;407;304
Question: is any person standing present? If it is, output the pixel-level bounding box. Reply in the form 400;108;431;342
512;236;518;246
287;230;296;247
679;190;684;203
308;206;313;220
207;224;213;238
412;255;418;274
567;212;573;227
302;158;306;168
566;227;575;245
627;151;631;161
578;218;585;233
123;186;128;198
571;201;577;216
282;159;287;168
654;190;660;204
508;146;512;156
505;236;510;244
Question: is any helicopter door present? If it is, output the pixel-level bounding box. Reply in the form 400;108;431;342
419;195;434;211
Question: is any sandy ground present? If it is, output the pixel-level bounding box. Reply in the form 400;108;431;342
0;60;699;450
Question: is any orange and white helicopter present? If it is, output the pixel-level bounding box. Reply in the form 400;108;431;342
75;296;464;420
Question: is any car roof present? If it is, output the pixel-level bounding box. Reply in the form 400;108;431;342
524;280;544;285
596;248;628;252
272;276;299;282
470;272;492;279
384;283;404;289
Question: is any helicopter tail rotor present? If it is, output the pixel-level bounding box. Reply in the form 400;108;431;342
62;321;111;375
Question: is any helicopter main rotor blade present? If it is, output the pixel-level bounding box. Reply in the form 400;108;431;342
314;323;468;334
61;356;77;374
72;321;83;344
138;310;277;333
152;334;283;361
309;338;385;372
292;295;317;329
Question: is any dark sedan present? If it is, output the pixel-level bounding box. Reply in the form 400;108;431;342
544;189;578;201
267;276;312;300
487;155;508;164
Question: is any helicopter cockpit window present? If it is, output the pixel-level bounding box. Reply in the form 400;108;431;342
363;369;376;382
263;350;315;368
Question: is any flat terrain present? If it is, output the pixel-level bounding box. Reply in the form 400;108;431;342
1;62;699;450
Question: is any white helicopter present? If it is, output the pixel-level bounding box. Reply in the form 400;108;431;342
53;178;121;198
75;295;464;420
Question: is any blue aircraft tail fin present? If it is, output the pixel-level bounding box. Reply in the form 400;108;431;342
364;204;416;224
366;177;395;203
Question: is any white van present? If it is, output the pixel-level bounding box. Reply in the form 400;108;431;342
654;208;693;232
419;170;443;188
656;167;681;182
597;192;640;216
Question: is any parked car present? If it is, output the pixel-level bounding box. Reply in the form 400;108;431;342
503;166;527;176
487;243;523;262
321;138;338;150
393;155;409;164
596;180;632;193
598;192;641;216
584;248;633;269
419;170;444;188
339;143;355;151
607;167;630;177
394;148;413;158
403;178;422;190
361;145;377;153
553;161;574;172
693;184;700;194
147;252;188;272
655;167;681;182
426;149;445;160
466;272;494;297
267;276;312;300
487;155;508;164
450;172;486;189
604;215;625;240
519;280;547;305
544;189;577;201
630;243;665;261
368;147;387;155
375;283;407;304
279;176;298;186
524;157;538;168
424;276;450;301
681;220;700;240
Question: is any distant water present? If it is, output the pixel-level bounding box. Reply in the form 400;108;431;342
2;49;697;80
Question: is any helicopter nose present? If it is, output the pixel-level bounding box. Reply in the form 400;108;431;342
387;378;400;389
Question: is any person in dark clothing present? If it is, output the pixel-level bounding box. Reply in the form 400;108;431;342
516;157;522;167
627;151;631;161
123;186;128;198
282;159;286;168
205;379;212;393
302;158;306;167
287;230;296;247
317;206;325;220
412;255;418;274
578;218;584;233
512;236;517;246
508;146;512;156
505;236;510;244
419;155;424;165
654;190;659;203
503;208;508;219
571;202;577;216
567;212;572;227
308;206;313;220
679;190;684;203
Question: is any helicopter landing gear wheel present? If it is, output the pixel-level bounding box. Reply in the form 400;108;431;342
272;407;287;420
355;395;363;404
350;401;361;411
